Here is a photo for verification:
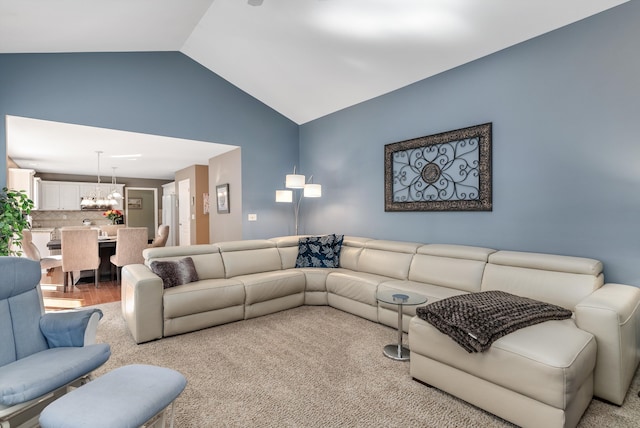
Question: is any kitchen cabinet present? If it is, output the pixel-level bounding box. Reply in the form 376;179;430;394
7;168;35;199
38;181;125;211
39;181;81;210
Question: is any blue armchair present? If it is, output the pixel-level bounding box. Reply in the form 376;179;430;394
0;257;111;427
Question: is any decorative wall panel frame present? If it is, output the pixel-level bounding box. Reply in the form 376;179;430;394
216;183;230;214
384;123;492;212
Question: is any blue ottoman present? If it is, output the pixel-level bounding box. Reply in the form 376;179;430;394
39;364;187;428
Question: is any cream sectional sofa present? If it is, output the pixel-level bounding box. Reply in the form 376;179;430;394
121;235;640;428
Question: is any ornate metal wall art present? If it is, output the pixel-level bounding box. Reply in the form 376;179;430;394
384;123;492;212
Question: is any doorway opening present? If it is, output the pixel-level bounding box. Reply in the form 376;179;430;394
125;187;158;242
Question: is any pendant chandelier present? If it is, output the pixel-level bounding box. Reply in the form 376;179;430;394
80;151;118;210
107;167;122;206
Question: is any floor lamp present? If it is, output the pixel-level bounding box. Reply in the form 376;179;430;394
276;167;321;235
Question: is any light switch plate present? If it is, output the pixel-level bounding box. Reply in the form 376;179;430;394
248;213;257;221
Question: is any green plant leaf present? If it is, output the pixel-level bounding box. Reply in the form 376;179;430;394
0;187;35;256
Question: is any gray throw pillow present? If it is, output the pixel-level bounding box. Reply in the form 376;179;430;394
150;257;200;289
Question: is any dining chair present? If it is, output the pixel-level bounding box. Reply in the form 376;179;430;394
110;227;148;284
60;228;100;292
99;224;125;238
148;224;170;248
22;229;63;272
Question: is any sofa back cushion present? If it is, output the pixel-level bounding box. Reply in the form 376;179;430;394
270;236;301;269
482;250;604;309
144;244;224;280
337;236;369;270
218;240;283;277
409;244;496;293
357;240;421;280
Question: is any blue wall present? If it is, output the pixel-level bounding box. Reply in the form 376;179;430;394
300;1;640;285
2;3;639;284
0;51;299;239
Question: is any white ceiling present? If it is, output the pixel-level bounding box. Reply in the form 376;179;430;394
1;0;628;178
7;116;237;180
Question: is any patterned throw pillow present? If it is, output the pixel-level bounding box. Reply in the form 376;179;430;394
150;257;200;289
295;234;344;268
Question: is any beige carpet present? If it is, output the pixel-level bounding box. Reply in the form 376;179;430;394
93;302;640;427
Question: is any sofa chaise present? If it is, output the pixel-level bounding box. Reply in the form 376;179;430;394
121;235;640;428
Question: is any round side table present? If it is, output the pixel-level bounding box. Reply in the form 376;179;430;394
376;290;427;361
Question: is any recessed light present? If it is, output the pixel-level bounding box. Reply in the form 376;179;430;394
111;154;142;158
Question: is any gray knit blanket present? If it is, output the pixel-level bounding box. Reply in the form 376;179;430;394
415;290;573;353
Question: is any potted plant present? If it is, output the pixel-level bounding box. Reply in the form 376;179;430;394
0;187;34;256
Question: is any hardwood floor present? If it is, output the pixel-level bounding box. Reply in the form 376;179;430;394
41;268;121;310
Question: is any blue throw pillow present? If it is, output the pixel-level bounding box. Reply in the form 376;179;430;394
295;234;344;268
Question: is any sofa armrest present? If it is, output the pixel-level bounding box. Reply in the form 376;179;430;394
121;264;165;344
574;283;640;404
39;309;103;347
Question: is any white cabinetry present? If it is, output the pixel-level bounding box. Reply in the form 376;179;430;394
38;181;125;211
7;168;35;199
39;181;81;210
60;184;80;210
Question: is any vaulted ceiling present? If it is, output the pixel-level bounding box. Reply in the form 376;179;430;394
1;0;628;179
1;0;627;124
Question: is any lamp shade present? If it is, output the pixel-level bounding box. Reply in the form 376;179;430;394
285;174;305;189
275;190;293;203
304;183;322;198
80;197;95;207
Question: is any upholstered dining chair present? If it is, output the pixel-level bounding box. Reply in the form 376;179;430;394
22;229;63;272
60;228;100;291
99;224;125;238
110;227;148;284
148;224;169;248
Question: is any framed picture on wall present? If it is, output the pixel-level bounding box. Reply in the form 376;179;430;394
384;122;492;212
216;184;230;214
127;197;143;209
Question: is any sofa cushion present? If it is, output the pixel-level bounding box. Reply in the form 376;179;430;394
150;257;200;289
481;263;603;310
409;317;596;409
409;253;487;293
326;271;390;306
237;270;306;305
0;344;111;406
271;235;304;269
357;240;420;280
219;241;283;277
295;234;343;268
144;245;225;280
163;278;245;319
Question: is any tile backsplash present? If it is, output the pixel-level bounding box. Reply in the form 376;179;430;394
31;210;114;235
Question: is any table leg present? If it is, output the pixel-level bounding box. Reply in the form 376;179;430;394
383;303;411;361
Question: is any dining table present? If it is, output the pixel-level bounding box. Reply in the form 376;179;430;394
47;237;118;280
